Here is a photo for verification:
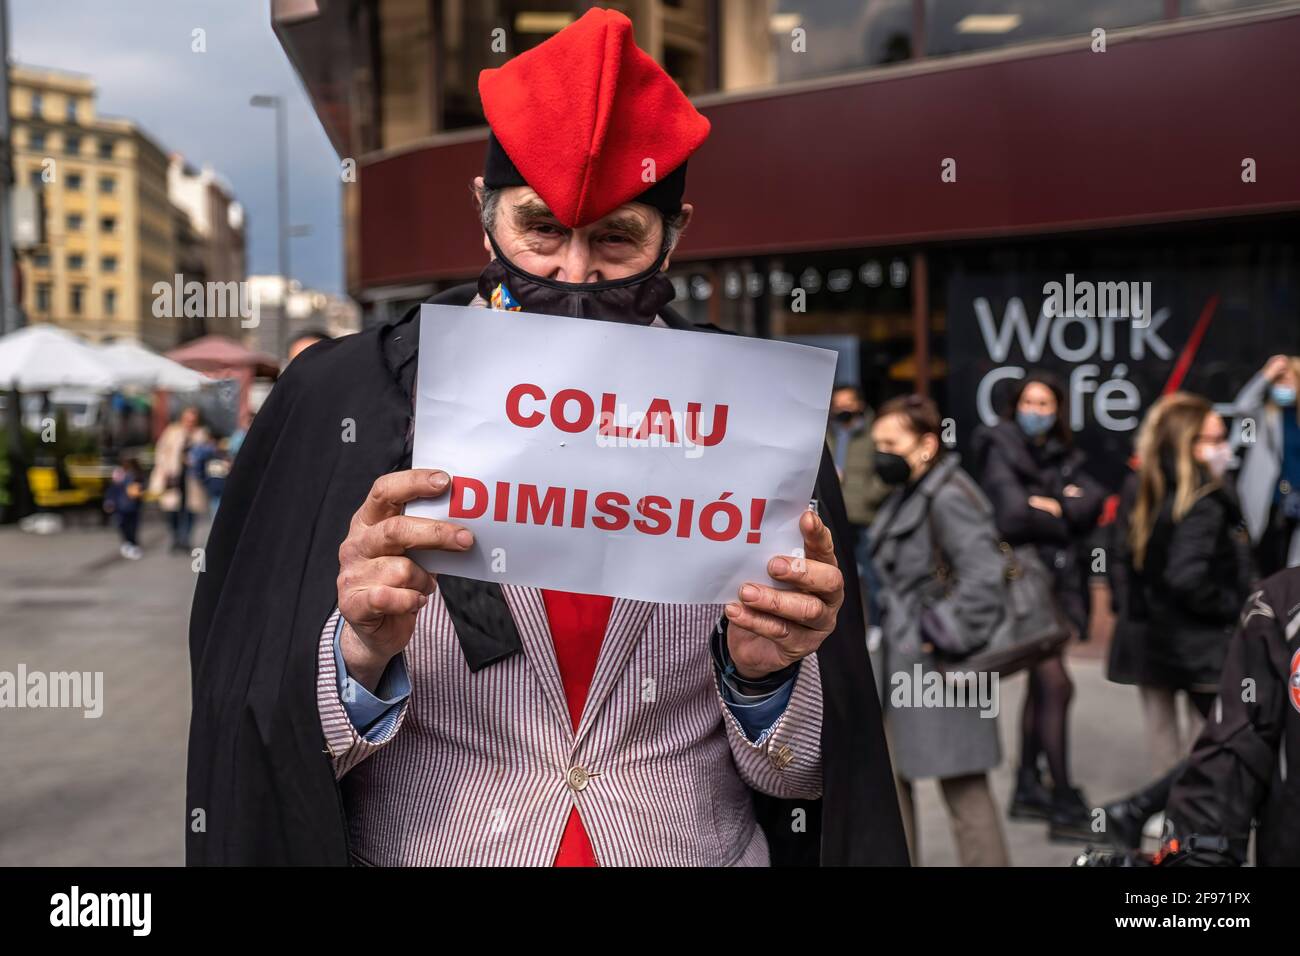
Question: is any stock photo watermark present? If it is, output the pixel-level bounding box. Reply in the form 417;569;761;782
889;665;1000;720
0;665;103;718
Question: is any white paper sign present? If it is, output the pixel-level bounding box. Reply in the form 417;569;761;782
408;304;837;603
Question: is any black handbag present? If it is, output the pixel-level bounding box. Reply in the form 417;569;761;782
919;480;1070;677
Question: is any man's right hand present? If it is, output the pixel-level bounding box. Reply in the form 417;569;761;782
336;469;473;691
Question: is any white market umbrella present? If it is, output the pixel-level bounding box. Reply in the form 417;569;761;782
0;324;117;391
97;340;212;392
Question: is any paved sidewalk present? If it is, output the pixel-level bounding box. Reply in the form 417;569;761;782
0;517;198;865
912;659;1154;866
0;519;1157;866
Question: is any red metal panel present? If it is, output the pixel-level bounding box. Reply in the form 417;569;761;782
358;137;486;285
358;14;1300;287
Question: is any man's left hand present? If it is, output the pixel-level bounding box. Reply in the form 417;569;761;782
725;509;844;680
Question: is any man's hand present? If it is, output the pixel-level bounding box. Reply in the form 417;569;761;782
337;469;473;691
724;509;843;681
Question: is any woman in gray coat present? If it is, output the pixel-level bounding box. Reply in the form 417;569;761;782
868;395;1010;866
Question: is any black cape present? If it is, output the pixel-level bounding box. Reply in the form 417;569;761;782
186;285;909;866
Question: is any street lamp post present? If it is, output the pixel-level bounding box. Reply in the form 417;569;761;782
250;94;290;359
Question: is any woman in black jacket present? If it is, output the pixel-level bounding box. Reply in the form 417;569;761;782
1098;392;1256;848
971;373;1105;841
1129;393;1254;708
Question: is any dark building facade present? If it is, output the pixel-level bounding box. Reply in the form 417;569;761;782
274;0;1300;488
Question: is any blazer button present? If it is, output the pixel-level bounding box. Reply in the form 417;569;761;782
566;766;591;792
771;745;795;769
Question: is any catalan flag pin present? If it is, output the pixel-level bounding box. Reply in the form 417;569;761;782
490;282;522;311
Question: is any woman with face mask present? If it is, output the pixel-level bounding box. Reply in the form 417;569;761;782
867;395;1011;866
1228;354;1300;575
1127;393;1255;737
1095;394;1253;850
969;373;1105;842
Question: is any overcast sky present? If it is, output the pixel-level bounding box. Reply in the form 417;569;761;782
11;0;343;293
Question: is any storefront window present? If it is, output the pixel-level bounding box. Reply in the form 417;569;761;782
924;0;1165;58
377;0;436;148
438;0;716;132
669;245;919;410
668;220;1299;488
721;0;913;91
1180;0;1293;15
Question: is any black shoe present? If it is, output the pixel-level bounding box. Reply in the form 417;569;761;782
1100;767;1180;850
1048;786;1096;843
1101;797;1148;850
1008;765;1053;821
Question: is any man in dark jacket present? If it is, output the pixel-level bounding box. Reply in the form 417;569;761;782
185;8;907;867
1160;566;1300;866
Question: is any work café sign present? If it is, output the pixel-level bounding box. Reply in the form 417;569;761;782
946;272;1297;490
407;304;836;603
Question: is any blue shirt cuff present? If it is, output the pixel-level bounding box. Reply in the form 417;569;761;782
333;616;411;739
719;671;797;744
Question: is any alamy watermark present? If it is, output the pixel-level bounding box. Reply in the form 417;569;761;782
889;664;1000;719
50;886;150;936
1042;274;1153;328
0;665;103;718
152;274;260;328
595;403;711;459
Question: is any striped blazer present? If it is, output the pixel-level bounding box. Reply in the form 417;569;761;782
317;585;823;866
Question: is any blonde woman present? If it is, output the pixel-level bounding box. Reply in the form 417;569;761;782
1100;394;1256;847
1229;354;1300;574
1128;393;1254;726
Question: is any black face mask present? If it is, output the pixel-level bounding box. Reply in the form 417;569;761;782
478;231;676;325
874;451;913;486
832;410;860;425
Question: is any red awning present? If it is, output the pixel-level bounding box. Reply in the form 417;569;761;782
165;335;279;379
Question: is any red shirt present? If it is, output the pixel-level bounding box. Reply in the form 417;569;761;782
540;589;614;867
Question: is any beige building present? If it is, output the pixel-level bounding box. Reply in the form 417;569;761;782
168;154;248;341
10;64;178;350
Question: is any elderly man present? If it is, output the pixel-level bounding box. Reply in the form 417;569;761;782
187;8;905;867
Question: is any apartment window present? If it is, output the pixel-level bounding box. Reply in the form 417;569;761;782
67;253;85;271
66;97;78;122
65;133;81;154
70;285;85;315
101;255;118;273
66;213;83;231
29;130;46;151
67;172;83;191
98;138;114;159
98;176;116;195
104;289;117;316
36;283;51;313
33;252;51;268
100;216;117;234
30;92;43;117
